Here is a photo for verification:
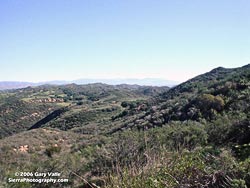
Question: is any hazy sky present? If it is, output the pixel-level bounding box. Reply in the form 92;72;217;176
0;0;249;82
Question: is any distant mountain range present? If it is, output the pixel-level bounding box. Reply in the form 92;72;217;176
0;78;179;90
0;81;35;90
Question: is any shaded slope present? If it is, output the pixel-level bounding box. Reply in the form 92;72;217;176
28;107;69;130
0;97;58;139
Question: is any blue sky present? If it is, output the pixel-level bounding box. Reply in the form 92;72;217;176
0;0;249;82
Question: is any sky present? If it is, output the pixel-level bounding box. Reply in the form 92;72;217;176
0;0;249;82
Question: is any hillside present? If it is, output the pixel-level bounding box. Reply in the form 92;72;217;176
121;64;250;130
0;83;169;138
0;65;249;187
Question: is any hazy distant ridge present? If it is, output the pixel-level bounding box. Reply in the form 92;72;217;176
0;81;35;90
0;78;179;90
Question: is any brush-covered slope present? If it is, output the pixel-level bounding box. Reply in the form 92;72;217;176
118;64;250;131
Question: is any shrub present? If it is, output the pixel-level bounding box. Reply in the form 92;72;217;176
77;101;83;105
45;145;61;158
